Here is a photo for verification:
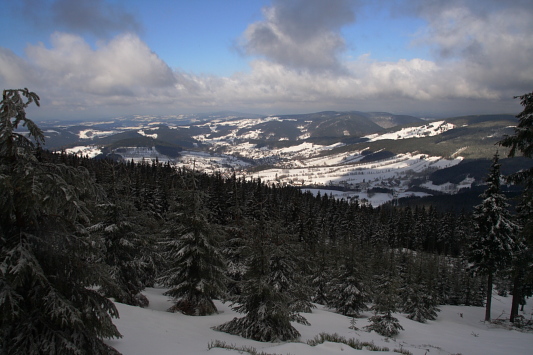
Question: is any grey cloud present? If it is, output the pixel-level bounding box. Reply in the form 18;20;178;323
270;0;356;40
241;0;357;72
15;0;142;38
408;0;533;55
409;0;533;18
51;0;141;37
404;0;533;98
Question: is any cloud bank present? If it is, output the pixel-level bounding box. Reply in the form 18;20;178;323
1;0;532;119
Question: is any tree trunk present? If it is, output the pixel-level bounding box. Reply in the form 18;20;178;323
510;269;522;323
485;272;493;322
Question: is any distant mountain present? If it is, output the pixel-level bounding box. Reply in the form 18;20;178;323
36;111;528;207
38;110;422;150
192;111;264;121
305;112;383;138
359;111;423;128
273;111;422;137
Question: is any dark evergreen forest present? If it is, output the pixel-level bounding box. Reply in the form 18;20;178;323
2;88;532;354
41;152;505;333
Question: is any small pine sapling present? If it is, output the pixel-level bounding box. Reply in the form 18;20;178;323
366;313;404;338
365;251;403;337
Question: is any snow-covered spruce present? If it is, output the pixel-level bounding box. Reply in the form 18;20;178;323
158;176;227;316
214;204;308;342
365;313;404;337
403;287;439;323
469;152;522;322
0;89;122;354
366;250;404;337
89;200;152;308
400;253;440;323
214;313;301;343
499;91;533;322
326;269;369;317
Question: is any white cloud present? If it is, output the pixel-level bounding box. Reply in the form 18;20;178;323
25;32;175;96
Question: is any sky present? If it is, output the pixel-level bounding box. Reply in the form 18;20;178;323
1;0;532;121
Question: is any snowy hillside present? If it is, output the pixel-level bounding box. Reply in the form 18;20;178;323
182;120;466;206
65;145;102;158
107;288;532;355
46;113;521;206
57;121;466;206
364;121;455;142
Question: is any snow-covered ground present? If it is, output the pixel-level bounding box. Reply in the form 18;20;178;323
249;153;462;206
176;150;252;175
64;145;102;158
78;129;119;139
251;153;461;186
364;121;455;142
107;288;532;355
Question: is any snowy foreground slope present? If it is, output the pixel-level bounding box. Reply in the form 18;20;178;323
107;288;532;355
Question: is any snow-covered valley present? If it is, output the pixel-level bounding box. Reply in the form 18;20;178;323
63;117;470;206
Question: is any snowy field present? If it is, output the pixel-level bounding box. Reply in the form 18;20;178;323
107;288;532;355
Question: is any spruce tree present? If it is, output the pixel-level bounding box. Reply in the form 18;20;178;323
213;227;303;341
309;241;331;305
365;250;403;337
499;91;533;322
402;254;440;323
469;152;521;322
0;89;121;354
214;186;305;342
89;199;151;308
326;241;369;317
159;172;227;316
327;267;369;317
268;231;313;326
